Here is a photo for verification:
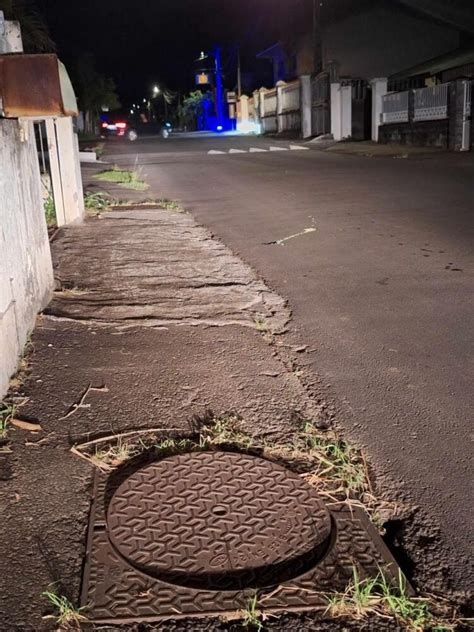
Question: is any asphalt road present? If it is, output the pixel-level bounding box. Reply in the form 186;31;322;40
105;133;474;590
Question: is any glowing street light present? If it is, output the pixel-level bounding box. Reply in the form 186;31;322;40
153;85;160;96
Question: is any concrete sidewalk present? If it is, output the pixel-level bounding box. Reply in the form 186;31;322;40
0;175;337;631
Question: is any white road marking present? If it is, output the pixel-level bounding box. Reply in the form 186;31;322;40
228;148;247;154
273;227;317;246
290;145;310;151
249;147;268;153
269;146;289;151
208;150;226;154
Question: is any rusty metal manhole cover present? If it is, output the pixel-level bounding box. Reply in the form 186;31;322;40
106;451;332;590
82;450;403;624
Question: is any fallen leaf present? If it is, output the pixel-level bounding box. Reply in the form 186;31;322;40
11;419;42;432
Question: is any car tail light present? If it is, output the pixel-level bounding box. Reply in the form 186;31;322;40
116;122;127;129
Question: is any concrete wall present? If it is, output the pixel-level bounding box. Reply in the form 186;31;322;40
0;119;54;396
322;4;460;80
379;119;449;148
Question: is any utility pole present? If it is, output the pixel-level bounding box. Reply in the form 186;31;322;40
237;46;242;98
313;0;323;75
214;46;224;127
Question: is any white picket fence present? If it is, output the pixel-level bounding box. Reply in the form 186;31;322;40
413;84;449;121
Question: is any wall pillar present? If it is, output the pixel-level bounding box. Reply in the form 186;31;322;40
54;117;84;224
330;83;342;140
240;95;249;124
449;79;471;152
370;77;388;142
276;80;286;133
340;85;352;139
300;74;312;138
259;87;267;119
253;90;260;125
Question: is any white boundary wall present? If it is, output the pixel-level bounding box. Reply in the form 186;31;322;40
0;119;54;395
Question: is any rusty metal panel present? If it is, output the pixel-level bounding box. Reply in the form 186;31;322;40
0;53;78;118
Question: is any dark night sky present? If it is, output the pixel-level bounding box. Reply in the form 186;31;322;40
36;0;310;105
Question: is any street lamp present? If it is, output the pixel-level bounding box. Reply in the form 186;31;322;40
153;85;160;96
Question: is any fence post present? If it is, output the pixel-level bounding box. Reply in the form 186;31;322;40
300;74;312;138
449;79;470;151
45;119;67;227
370;77;387;141
276;80;286;133
54;117;84;224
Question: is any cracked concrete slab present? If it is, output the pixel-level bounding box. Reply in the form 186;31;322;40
47;209;289;332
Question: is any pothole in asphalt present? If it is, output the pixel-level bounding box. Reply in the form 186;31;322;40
81;450;404;624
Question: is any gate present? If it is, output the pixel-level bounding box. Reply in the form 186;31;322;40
311;72;330;136
351;80;372;140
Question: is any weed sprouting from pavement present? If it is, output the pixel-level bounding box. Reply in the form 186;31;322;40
84;192;110;214
299;423;367;493
254;316;269;332
157;198;185;212
153;437;195;456
94;167;148;191
42;590;88;628
44;194;56;226
326;567;380;619
241;593;264;631
91;438;134;471
0;403;15;439
325;567;457;631
199;415;254;450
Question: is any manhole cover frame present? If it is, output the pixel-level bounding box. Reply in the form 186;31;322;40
81;450;405;624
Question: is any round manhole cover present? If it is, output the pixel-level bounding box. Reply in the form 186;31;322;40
106;451;333;590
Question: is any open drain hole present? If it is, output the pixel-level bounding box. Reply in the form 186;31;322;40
106;451;334;590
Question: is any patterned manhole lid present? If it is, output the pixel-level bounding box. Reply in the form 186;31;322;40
106;451;333;590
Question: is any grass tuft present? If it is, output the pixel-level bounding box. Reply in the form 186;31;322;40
44;195;56;227
199;416;254;450
153;437;195;457
241;593;264;631
94;167;148;191
84;192;110;214
91;438;134;471
42;590;87;628
254;316;269;332
0;403;15;439
326;567;451;631
157;198;185;212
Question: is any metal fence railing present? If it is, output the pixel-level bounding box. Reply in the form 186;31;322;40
413;84;449;121
382;91;409;123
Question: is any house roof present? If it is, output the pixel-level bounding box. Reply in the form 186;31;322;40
398;0;474;35
391;46;474;78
